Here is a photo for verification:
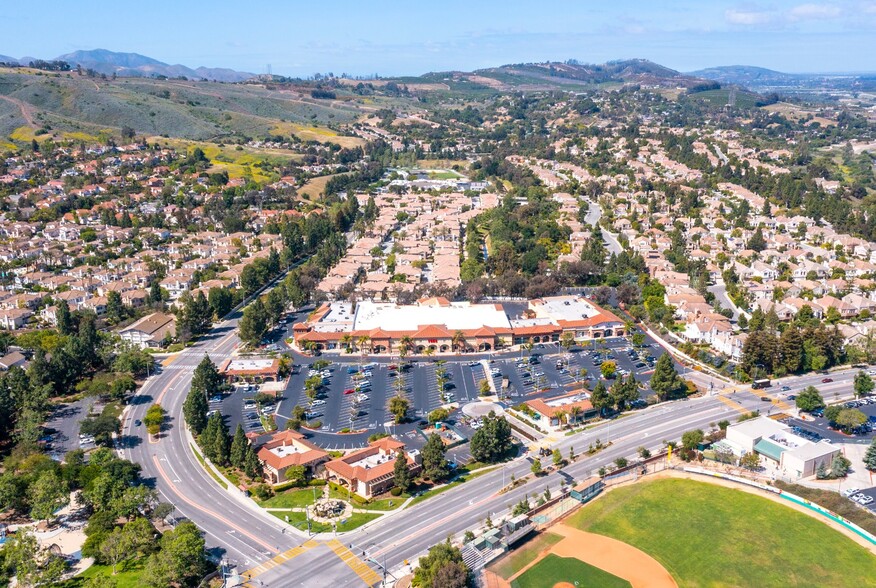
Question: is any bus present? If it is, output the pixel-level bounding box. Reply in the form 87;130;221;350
752;379;771;390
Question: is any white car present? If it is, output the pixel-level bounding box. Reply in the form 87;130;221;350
312;399;326;406
260;405;275;415
842;488;861;498
860;495;874;506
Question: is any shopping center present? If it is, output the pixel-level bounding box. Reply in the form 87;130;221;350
291;294;627;354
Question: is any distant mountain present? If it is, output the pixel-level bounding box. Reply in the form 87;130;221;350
449;59;706;91
55;49;256;82
690;65;876;92
0;48;257;82
689;66;800;86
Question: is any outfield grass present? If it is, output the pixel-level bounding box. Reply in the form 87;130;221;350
567;478;876;588
488;532;563;579
511;554;631;588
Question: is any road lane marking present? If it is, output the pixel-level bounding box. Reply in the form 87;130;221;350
151;455;278;554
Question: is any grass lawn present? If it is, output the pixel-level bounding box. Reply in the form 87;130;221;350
511;554;631;588
260;487;319;509
270;510;381;533
408;467;497;507
58;561;147;587
567;478;876;588
488;532;563;579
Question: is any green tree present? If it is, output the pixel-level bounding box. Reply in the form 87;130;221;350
142;521;208;588
795;386;825;412
590;380;612;415
230;424;248;469
190;355;222;398
389;394;409;424
650;354;686;401
56;299;75;336
681;429;704;451
853;371;874;398
552;448;563;467
143;403;165;436
469;412;513;463
201;412;230;465
208;287;233;320
422;433;449;482
183;387;208;436
833;408;867;434
239;298;269;347
600;360;617;379
244;444;263;479
393;451;411;493
29;469;69;522
2;528;68;587
412;540;471;588
106;291;126;324
740;452;760;470
530;457;543;475
863;438;876;472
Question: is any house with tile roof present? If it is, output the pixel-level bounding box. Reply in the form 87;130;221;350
324;437;421;499
256;430;330;485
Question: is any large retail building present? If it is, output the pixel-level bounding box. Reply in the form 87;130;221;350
292;294;626;354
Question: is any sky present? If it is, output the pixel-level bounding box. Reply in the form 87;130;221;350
4;1;875;76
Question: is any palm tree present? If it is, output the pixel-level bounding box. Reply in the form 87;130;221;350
356;335;370;367
399;335;414;357
554;409;568;429
569;406;582;425
423;347;435;359
452;330;467;354
340;333;353;353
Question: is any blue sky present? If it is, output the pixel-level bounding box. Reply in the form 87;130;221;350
4;1;875;75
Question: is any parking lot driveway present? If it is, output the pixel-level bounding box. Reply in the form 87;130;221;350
45;396;95;457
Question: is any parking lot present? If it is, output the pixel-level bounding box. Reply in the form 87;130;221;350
216;329;671;438
787;397;876;446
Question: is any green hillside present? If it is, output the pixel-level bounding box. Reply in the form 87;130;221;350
0;69;366;144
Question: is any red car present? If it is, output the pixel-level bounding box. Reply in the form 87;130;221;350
344;388;355;394
822;378;833;383
388;364;398;370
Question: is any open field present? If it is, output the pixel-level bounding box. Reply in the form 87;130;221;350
686;88;761;109
58;561;146;588
763;102;837;126
298;173;349;199
511;554;631;588
148;137;302;182
566;478;876;588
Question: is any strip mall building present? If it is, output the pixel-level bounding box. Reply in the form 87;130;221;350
292;294;626;354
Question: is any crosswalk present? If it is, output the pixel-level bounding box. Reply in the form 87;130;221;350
241;539;319;583
326;539;383;586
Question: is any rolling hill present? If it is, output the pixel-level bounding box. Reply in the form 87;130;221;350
0;68;367;143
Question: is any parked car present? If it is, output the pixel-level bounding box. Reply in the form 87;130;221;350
344;388;355;395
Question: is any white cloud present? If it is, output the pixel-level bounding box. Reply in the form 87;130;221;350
788;3;842;20
725;9;774;25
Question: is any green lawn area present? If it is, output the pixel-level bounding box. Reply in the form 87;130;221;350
511;554;631;588
488;532;563;579
270;510;381;533
58;561;146;587
566;478;876;588
260;487;319;509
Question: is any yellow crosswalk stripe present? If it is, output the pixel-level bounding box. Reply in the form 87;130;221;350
240;539;319;583
327;539;383;586
718;393;749;414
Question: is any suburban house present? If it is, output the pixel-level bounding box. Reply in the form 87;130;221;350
257;430;330;485
324;437;421;499
117;312;176;348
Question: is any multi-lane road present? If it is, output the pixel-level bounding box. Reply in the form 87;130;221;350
119;309;868;587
